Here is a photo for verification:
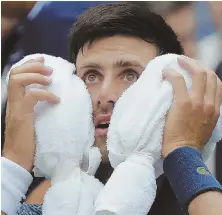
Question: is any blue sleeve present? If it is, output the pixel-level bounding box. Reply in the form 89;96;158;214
163;146;222;213
17;203;42;215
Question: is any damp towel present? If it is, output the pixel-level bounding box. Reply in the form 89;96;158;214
8;54;104;215
94;54;222;215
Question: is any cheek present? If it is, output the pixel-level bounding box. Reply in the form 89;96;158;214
87;84;99;105
116;81;134;96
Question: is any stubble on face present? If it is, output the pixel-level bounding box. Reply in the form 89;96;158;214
95;135;109;163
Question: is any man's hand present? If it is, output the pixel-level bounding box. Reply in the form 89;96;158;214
2;57;60;172
162;56;222;158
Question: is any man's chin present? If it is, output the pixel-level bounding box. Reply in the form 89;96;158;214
94;136;110;164
99;145;109;164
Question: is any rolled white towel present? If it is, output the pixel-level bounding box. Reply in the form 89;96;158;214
8;54;104;215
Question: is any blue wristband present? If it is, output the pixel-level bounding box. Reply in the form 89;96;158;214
163;146;222;213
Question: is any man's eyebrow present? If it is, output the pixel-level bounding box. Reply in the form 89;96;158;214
113;60;143;68
78;60;144;71
79;63;104;70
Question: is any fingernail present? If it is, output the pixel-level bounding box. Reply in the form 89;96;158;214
55;96;61;103
44;76;52;83
45;66;53;75
50;97;60;104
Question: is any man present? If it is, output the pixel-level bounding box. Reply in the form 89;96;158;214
2;3;222;215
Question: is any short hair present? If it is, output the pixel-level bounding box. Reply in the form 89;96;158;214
68;2;184;64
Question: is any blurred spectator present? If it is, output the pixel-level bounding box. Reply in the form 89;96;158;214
147;1;222;70
147;2;196;58
1;1;35;38
195;2;216;40
1;1;108;76
197;2;222;71
1;1;35;71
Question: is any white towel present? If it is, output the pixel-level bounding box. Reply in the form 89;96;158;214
8;54;104;215
94;54;222;215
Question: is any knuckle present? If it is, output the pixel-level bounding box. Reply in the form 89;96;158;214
178;98;191;107
193;100;203;109
183;98;192;107
204;103;215;117
198;69;207;79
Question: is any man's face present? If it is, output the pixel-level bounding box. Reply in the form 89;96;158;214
76;36;157;162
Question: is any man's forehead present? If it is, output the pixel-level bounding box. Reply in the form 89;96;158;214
76;36;157;63
77;59;145;70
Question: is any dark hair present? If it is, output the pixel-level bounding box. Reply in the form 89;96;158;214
68;2;184;64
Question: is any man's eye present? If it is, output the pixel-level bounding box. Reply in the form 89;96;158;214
83;72;99;83
123;70;140;82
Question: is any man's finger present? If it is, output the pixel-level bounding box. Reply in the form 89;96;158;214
163;69;189;100
8;73;52;102
203;70;217;118
21;57;45;65
213;78;222;121
10;61;52;76
178;56;206;102
10;73;52;87
24;89;60;113
10;57;44;72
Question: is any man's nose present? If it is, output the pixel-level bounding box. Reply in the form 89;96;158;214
96;80;117;113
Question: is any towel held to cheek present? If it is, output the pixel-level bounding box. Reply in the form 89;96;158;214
95;54;222;215
8;54;104;215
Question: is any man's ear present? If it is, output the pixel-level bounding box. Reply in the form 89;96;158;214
25;180;51;204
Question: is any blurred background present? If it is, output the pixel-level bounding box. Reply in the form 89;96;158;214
1;1;222;185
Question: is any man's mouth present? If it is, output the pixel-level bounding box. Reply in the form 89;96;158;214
96;121;110;129
95;115;111;136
